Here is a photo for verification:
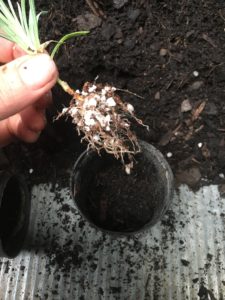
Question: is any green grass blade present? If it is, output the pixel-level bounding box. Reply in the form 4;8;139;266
0;0;42;52
17;1;30;44
36;10;47;23
0;0;14;22
0;0;23;30
0;22;28;50
36;10;47;39
20;0;29;35
0;0;30;50
17;3;24;26
0;11;10;24
51;31;89;58
0;19;16;41
7;0;18;21
28;7;35;49
0;33;15;43
28;0;40;49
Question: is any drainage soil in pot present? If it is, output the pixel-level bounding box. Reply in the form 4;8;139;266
72;141;173;234
88;157;158;232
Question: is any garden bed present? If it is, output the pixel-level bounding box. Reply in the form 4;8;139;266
20;0;225;191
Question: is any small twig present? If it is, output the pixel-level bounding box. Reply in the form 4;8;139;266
115;88;144;99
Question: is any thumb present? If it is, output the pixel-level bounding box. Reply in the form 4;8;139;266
0;53;58;120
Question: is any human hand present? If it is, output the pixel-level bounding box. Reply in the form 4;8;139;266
0;38;58;147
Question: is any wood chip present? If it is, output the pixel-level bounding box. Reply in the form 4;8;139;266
192;101;206;121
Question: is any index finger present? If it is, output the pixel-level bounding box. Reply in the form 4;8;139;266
0;37;14;63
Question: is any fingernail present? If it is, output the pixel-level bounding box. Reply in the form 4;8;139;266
18;54;57;90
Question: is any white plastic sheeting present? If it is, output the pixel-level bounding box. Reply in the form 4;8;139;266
0;183;225;300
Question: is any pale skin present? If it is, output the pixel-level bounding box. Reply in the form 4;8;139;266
0;38;58;147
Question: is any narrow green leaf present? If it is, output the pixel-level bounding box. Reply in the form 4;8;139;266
0;33;14;43
36;10;47;28
16;3;32;48
0;0;14;23
28;0;40;49
0;11;10;25
7;0;19;22
0;26;28;51
1;0;23;32
16;3;23;26
21;0;28;31
28;7;36;49
51;31;89;58
17;2;28;39
0;0;87;56
0;0;31;50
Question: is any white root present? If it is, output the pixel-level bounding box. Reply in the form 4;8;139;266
59;82;146;172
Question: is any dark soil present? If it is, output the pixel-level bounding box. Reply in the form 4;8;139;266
89;161;155;232
4;1;225;227
36;0;225;190
77;150;164;232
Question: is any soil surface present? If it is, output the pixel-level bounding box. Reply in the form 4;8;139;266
74;149;167;232
88;160;156;232
3;1;225;226
32;0;225;190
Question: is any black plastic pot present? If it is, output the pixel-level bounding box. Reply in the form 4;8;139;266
71;140;174;235
0;171;30;258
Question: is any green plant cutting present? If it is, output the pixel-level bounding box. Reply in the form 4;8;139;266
0;0;146;173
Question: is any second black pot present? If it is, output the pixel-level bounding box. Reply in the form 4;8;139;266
0;171;30;258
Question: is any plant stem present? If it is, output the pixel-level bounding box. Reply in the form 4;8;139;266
57;78;75;96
